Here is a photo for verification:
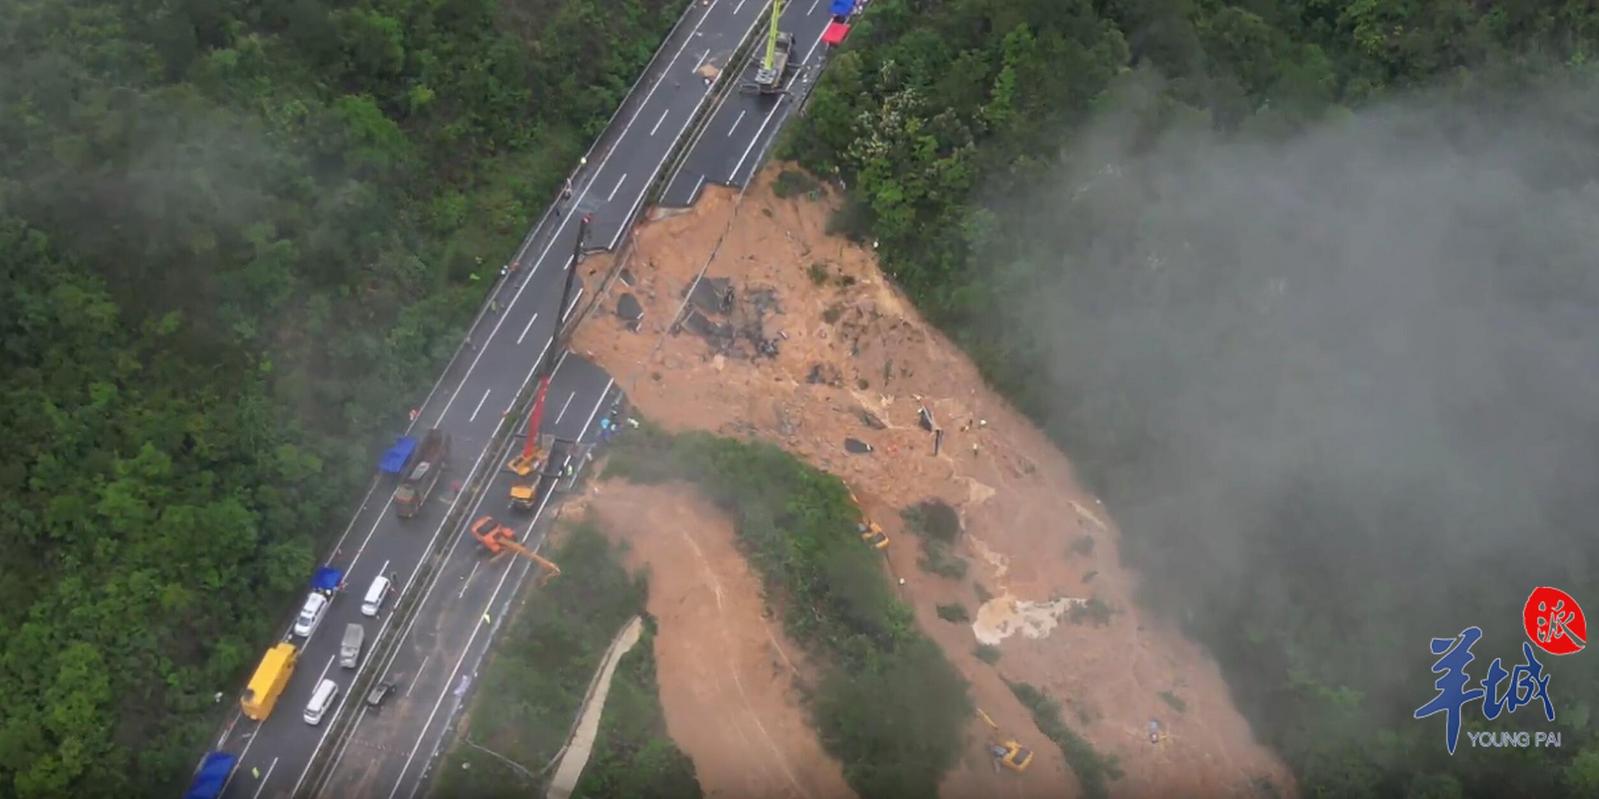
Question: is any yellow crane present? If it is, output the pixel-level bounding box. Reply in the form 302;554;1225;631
977;708;1034;773
750;0;794;93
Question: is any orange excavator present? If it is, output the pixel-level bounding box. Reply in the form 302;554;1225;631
469;515;562;586
506;377;552;511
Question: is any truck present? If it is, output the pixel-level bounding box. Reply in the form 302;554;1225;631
340;623;365;669
752;30;795;93
394;428;450;518
183;751;238;799
240;642;299;720
747;0;794;94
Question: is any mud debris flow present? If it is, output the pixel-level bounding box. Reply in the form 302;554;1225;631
573;169;1295;798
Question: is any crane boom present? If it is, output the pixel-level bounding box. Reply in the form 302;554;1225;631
764;0;782;70
523;376;550;461
507;376;551;479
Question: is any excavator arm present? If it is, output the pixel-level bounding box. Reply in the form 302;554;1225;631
501;539;563;586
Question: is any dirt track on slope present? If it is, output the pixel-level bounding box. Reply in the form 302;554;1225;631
576;481;857;799
571;169;1297;799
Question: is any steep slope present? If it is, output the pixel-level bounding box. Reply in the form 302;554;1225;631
572;170;1295;798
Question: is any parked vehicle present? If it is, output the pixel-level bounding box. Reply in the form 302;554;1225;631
361;575;392;617
339;623;364;669
292;592;329;638
184;751;238;799
303;678;341;726
240;642;298;721
293;567;343;638
366;680;397;709
394;429;450;518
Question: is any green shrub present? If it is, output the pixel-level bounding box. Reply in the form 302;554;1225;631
903;500;961;543
1008;681;1122;799
1070;534;1095;556
936;602;970;622
1159;690;1187;714
773;168;821;198
1068;598;1113;627
904;499;966;579
826;194;873;241
974;643;1001;664
917;545;969;579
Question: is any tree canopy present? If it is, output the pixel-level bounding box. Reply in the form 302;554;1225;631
0;0;680;794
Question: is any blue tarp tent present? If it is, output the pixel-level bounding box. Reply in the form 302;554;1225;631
183;751;237;799
312;566;343;592
379;436;418;475
830;0;853;15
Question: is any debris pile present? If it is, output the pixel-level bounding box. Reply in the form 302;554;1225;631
574;174;1297;799
671;276;786;360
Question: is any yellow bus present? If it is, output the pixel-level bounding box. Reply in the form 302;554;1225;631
241;642;299;721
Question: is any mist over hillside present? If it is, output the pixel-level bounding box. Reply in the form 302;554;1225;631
994;74;1599;794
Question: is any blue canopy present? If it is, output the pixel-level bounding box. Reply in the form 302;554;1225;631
379;436;418;475
830;0;853;15
183;751;237;799
312;566;343;592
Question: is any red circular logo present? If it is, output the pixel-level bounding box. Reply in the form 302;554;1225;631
1523;586;1587;656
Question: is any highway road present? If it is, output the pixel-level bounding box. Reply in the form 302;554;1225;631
201;0;775;796
312;352;615;799
660;0;842;207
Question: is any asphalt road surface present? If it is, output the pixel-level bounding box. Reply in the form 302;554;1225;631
312;353;616;799
660;0;841;207
202;0;772;796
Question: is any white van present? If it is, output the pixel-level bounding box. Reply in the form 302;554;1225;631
292;592;330;638
361;575;392;617
303;678;340;726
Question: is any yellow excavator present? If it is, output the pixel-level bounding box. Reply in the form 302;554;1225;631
470;515;563;587
847;488;889;549
978;708;1034;773
749;0;794;94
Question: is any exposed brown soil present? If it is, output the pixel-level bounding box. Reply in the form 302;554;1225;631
576;481;856;799
571;169;1296;798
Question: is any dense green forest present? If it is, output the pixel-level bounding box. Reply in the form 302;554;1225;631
786;0;1599;796
0;0;679;794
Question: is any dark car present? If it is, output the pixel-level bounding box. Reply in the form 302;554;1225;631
366;680;397;708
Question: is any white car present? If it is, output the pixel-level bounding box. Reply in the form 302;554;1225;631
292;592;330;638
